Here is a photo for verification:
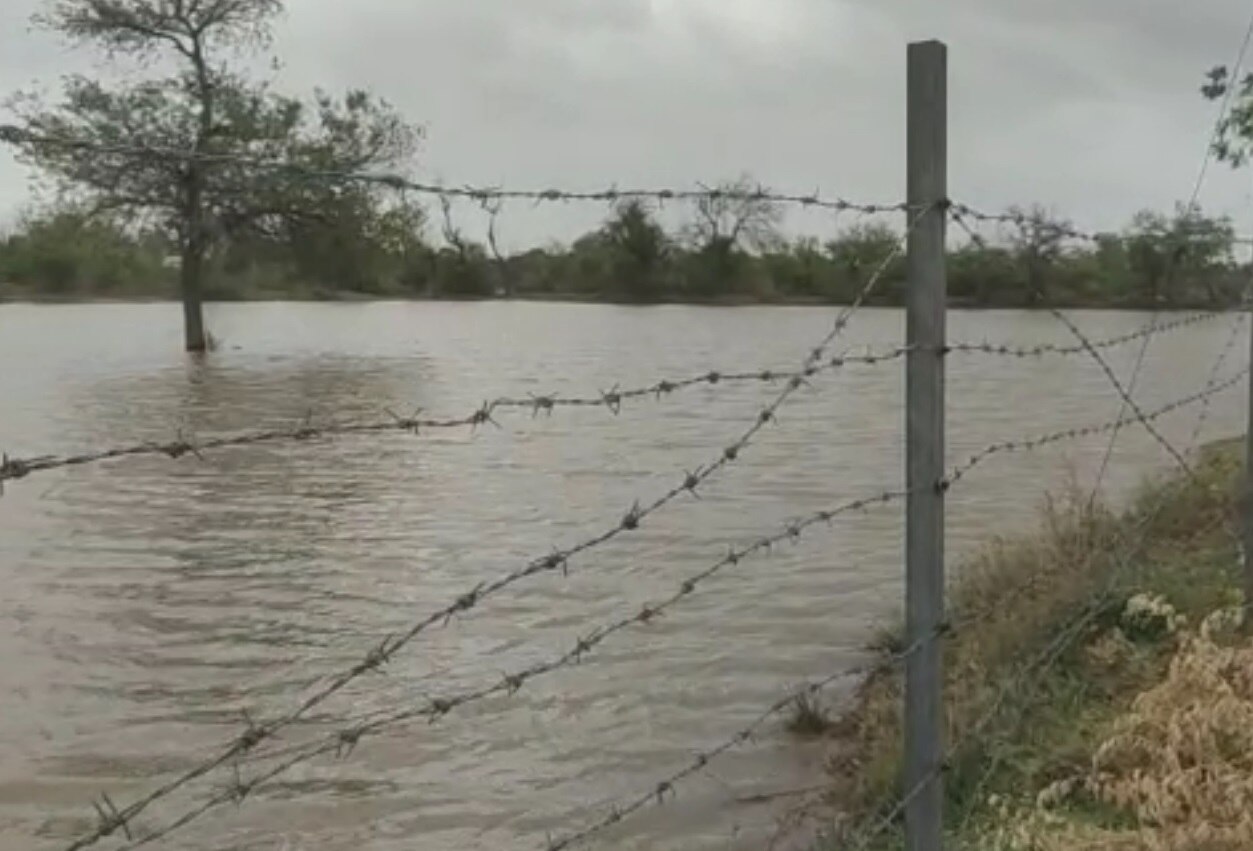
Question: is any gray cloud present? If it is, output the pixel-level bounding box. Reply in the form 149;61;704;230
2;0;1252;247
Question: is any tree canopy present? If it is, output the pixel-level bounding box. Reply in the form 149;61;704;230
1;0;421;349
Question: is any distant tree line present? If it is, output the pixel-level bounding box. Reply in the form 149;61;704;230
1;183;1248;310
3;0;1253;349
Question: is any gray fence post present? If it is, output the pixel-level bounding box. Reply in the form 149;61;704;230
905;39;947;851
1246;305;1253;625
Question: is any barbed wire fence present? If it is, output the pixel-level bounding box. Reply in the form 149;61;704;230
3;37;1253;851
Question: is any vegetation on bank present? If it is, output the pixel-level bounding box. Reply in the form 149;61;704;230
1;196;1250;310
806;439;1249;850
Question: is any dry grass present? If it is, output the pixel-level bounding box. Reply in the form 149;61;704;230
972;605;1253;850
812;440;1246;850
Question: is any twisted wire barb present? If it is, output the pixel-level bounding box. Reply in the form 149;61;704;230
0;347;910;490
0;127;908;215
50;204;931;851
110;488;908;850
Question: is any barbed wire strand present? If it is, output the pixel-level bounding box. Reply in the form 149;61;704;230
948;201;1253;249
949;210;1220;497
6;311;1233;490
950;1;1253;416
107;488;909;850
835;294;1249;851
947;203;1253;249
943;185;1253;834
941;365;1248;490
210;358;1249;845
1189;311;1250;448
840;515;1201;851
951;376;1247;835
0;126;910;215
842;339;1250;851
0;347;909;491
51;335;1248;851
194;363;1244;851
947;206;1242;566
1190;4;1253;216
49;205;932;851
946;496;1241;842
1188;194;1253;448
545;357;1251;851
542;641;932;851
944;310;1223;360
917;32;1253;835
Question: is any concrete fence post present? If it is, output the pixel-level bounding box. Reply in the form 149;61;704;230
905;38;948;851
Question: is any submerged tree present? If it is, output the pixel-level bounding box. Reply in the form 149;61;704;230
0;0;420;351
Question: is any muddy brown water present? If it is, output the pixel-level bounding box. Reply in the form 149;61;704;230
0;302;1246;850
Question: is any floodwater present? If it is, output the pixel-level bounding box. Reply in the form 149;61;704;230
0;301;1246;851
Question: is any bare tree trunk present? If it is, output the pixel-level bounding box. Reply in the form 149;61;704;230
180;252;207;351
183;36;213;353
181;168;208;352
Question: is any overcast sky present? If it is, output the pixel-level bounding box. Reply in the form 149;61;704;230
2;0;1253;248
